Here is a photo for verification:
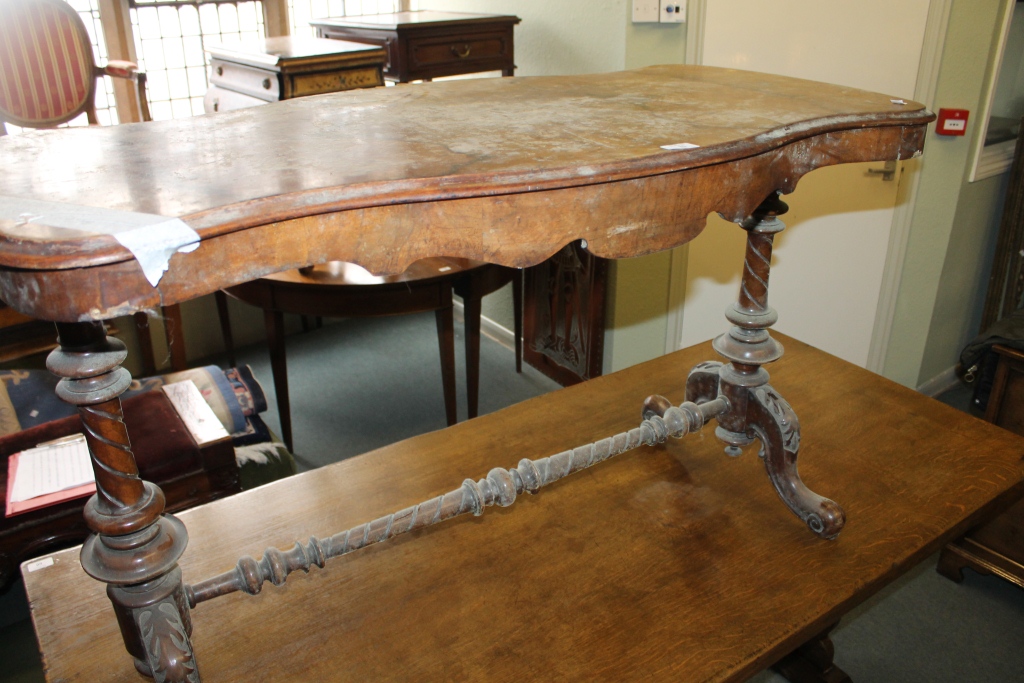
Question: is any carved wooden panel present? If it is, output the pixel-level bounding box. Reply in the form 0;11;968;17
523;242;607;386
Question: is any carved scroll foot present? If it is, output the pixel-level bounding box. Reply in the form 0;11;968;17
111;567;200;683
748;385;845;539
772;622;851;683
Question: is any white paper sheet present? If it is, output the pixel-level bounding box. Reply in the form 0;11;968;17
9;434;94;503
162;380;231;445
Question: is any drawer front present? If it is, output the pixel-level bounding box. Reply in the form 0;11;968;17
204;85;268;114
209;59;280;102
287;66;384;98
408;31;511;71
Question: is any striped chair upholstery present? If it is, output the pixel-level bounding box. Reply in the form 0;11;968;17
0;0;98;128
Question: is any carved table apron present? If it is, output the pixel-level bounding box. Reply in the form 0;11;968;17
0;65;933;681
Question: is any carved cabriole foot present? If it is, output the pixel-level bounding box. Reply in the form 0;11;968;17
772;622;852;683
748;386;844;539
47;322;198;682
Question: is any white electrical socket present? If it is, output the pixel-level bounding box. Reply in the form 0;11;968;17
632;0;660;23
659;0;686;23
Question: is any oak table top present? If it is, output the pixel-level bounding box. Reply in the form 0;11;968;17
0;65;930;322
23;334;1024;682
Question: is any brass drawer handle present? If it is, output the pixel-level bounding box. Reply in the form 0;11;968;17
216;66;223;76
451;44;471;58
262;78;272;90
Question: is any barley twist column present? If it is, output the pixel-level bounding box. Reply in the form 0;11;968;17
48;322;199;682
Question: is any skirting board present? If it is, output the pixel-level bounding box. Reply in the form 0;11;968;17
917;365;960;398
452;300;516;352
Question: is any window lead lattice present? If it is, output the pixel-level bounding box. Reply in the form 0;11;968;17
129;0;267;120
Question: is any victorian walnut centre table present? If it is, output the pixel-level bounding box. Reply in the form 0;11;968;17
0;66;940;680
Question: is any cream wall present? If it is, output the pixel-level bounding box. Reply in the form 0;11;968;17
418;0;627;76
884;0;1009;388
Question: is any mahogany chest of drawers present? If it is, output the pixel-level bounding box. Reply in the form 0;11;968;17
311;10;520;82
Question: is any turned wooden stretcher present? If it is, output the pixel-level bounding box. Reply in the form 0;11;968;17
0;65;933;681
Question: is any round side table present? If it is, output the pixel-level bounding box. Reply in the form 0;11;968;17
220;258;521;451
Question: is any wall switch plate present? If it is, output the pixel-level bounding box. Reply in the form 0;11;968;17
660;0;686;23
633;0;660;23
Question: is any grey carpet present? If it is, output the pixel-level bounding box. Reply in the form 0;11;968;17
233;311;561;469
1;326;1021;682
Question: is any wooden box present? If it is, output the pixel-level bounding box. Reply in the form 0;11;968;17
0;390;239;589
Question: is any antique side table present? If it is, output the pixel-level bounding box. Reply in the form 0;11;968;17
310;10;520;82
221;257;521;451
0;66;934;681
203;36;386;113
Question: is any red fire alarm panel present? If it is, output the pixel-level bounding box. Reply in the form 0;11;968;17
936;108;969;136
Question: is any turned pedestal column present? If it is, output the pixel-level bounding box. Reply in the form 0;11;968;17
48;322;197;681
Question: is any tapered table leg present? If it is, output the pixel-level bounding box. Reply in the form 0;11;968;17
133;312;157;377
265;309;292;452
513;269;523;374
163;304;187;372
464;295;482;419
214;291;236;368
435;291;458;426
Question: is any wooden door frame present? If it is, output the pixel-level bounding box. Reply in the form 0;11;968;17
664;0;952;378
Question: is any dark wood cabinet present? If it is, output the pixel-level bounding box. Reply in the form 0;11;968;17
939;343;1024;587
311;11;519;82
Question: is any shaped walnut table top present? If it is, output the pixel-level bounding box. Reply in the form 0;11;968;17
0;65;929;322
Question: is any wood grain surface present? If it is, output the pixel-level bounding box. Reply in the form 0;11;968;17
0;66;931;321
23;334;1024;682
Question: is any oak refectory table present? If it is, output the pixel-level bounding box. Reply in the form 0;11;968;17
0;66;939;680
21;334;1024;681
